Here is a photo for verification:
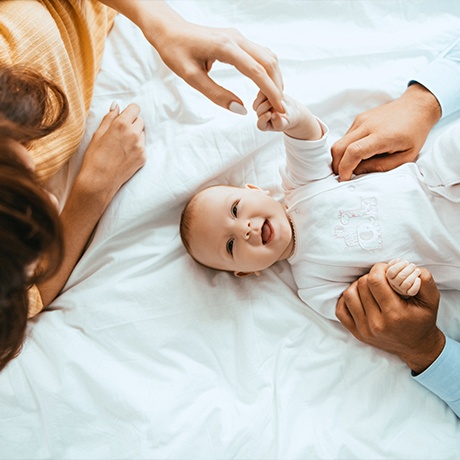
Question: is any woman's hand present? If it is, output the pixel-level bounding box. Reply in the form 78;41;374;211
37;102;146;307
153;22;284;114
78;103;146;204
99;0;283;114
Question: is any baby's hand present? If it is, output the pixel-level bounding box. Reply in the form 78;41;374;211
254;91;290;131
253;92;322;141
253;93;305;132
386;259;421;297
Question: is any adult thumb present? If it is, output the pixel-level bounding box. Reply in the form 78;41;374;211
415;267;440;311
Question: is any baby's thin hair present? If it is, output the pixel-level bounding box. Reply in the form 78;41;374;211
179;192;217;270
179;194;197;257
179;184;240;270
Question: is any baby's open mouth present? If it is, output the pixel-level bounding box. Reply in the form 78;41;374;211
262;220;273;245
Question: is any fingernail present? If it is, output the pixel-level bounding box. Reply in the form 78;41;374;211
229;101;247;115
110;100;118;111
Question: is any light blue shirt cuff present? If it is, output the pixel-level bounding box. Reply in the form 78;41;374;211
413;336;460;417
409;37;460;119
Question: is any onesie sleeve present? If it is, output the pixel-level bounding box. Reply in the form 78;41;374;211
413;335;460;418
410;37;460;119
281;119;332;192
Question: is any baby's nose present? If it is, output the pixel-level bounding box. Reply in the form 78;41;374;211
241;221;251;239
242;221;258;242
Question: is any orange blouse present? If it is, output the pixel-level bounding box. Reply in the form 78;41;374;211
0;0;117;315
0;0;117;180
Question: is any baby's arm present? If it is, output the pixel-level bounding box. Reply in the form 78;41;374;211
386;259;422;297
253;93;322;141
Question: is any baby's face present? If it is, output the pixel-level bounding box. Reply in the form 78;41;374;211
189;185;294;275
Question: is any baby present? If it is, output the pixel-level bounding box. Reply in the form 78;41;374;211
180;93;460;319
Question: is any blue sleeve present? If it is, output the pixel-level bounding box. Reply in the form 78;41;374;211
413;335;460;418
409;37;460;119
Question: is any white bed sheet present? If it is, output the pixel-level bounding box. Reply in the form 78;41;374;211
1;1;460;458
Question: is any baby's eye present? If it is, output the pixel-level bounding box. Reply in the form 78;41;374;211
226;239;234;256
231;200;239;217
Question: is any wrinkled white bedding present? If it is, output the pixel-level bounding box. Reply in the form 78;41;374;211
1;1;460;458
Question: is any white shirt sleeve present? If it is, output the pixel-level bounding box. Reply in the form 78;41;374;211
410;37;460;119
413;335;460;418
281;118;331;192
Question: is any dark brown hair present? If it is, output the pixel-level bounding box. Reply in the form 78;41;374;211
0;65;68;143
0;65;68;370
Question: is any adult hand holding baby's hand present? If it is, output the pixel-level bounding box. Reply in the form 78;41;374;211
336;263;445;374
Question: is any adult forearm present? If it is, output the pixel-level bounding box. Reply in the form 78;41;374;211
36;175;113;307
36;103;146;307
98;0;186;47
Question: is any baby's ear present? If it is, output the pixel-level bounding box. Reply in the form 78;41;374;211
234;270;261;278
245;183;270;195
